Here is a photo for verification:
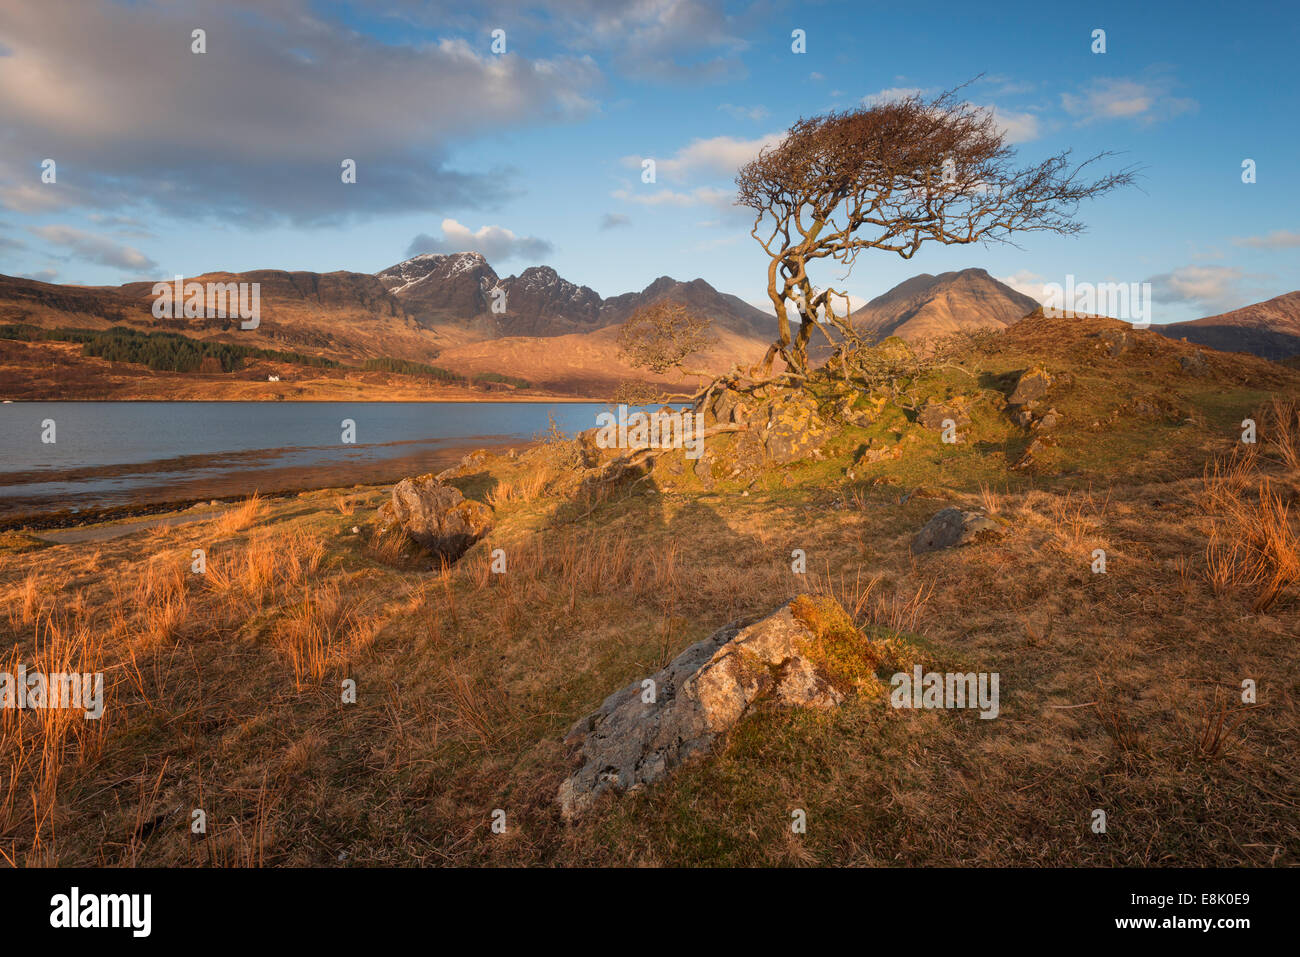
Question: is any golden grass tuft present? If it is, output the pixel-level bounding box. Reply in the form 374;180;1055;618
212;492;266;536
1260;395;1300;471
1203;455;1299;611
274;582;379;688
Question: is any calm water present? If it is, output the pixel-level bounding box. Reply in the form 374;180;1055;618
0;401;609;517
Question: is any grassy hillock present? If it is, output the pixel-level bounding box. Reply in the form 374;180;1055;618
1;315;1297;866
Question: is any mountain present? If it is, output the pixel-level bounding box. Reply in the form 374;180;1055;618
1155;291;1300;360
0;254;776;398
850;267;1040;342
599;276;772;338
376;252;770;339
1;253;772;357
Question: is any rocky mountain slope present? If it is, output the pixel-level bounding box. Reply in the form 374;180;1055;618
376;252;771;338
0;255;776;397
850;267;1040;342
1155;290;1300;360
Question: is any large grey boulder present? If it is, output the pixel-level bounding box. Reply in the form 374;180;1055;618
911;506;1003;554
376;474;492;562
558;602;842;820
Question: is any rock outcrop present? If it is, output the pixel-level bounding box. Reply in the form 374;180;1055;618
911;507;1003;554
691;384;834;483
376;474;492;562
558;601;843;820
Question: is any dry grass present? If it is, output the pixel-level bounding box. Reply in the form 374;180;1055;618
2;381;1298;866
1261;395;1300;470
487;467;554;507
1202;451;1300;610
0;613;108;864
274;583;380;688
211;492;266;536
0;508;385;865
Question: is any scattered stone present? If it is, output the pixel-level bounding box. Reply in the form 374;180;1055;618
693;450;716;489
1178;351;1209;376
1011;434;1057;470
436;448;493;482
558;601;844;820
911;507;1004;554
856;444;902;464
837;392;888;427
1008;366;1053;406
1099;328;1132;357
1035;408;1061;431
918;398;972;430
375;474;492;562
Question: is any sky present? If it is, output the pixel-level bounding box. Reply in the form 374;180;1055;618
0;0;1297;325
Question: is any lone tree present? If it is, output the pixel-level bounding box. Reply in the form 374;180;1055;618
616;300;715;397
736;85;1136;375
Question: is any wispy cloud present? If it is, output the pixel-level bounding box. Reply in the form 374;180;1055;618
599;212;631;230
1061;76;1197;126
28;225;157;272
861;86;925;107
1231;230;1300;249
623;132;783;183
990;107;1041;144
996;270;1051;303
612;185;734;211
1147;264;1266;314
718;103;769;122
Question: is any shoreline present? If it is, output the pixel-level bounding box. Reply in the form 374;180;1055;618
1;439;535;532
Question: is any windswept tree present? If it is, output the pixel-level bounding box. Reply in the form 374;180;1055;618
736;85;1136;374
616;300;716;398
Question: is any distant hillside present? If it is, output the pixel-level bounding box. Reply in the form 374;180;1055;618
0;255;777;398
850;267;1040;342
1155;291;1300;360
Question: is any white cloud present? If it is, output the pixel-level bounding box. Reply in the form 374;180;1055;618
28;225;156;271
405;219;553;261
599;212;631;230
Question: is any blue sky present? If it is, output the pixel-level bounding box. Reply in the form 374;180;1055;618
0;0;1296;324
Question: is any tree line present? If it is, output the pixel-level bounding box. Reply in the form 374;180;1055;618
0;323;530;388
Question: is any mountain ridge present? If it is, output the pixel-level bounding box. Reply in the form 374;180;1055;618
1155;291;1300;360
850;267;1041;342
